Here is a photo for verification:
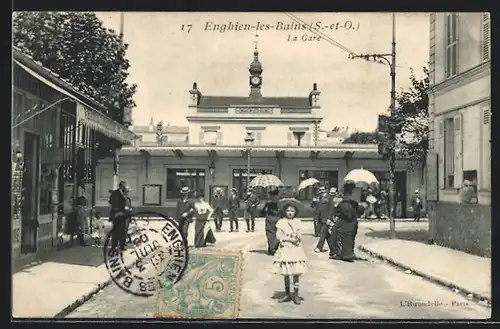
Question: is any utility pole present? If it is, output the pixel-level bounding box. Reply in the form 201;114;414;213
349;13;397;239
119;12;124;38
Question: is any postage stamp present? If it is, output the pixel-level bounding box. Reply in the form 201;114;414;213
103;217;189;297
155;249;244;319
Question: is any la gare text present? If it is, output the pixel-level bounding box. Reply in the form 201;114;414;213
287;34;322;42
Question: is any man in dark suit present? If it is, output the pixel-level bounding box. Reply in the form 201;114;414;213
228;188;240;232
176;186;195;241
211;187;227;232
244;187;260;232
310;186;326;237
109;181;132;251
314;187;334;253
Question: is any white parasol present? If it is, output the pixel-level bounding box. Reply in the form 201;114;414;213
248;174;284;188
344;168;379;188
297;177;321;191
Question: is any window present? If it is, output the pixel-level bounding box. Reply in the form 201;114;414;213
293;132;305;146
444;118;455;188
204;131;217;145
445;13;458;78
246;131;262;146
232;169;272;199
481;107;491;190
166;168;205;199
298;170;338;200
482;13;490;62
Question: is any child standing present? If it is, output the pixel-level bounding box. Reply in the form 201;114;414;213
91;212;106;246
270;198;307;305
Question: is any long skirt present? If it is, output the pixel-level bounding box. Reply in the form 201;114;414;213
265;216;279;255
194;220;207;248
335;219;358;260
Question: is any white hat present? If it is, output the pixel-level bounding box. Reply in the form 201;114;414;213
180;186;191;194
415;189;419;193
329;187;337;195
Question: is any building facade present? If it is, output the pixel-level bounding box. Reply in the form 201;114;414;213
95;47;425;217
12;48;136;267
426;13;491;256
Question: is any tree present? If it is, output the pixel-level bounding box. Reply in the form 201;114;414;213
392;67;430;171
343;131;379;144
13;12;137;125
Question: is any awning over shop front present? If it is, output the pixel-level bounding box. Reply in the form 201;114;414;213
121;144;390;160
14;57;136;145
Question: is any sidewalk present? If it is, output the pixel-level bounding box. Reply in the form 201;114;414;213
12;246;111;318
358;240;491;303
12;222;251;318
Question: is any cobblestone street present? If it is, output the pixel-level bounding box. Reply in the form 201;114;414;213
66;221;490;319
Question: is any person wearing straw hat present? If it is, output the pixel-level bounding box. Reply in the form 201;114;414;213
270;197;307;305
192;190;216;248
244;187;260;232
211;187;227;232
411;189;423;222
228;188;240;232
176;186;195;242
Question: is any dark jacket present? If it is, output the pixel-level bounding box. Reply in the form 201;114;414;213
228;194;240;210
411;196;423;210
335;199;361;222
176;198;195;221
245;193;260;211
316;193;332;223
211;195;227;211
109;189;128;221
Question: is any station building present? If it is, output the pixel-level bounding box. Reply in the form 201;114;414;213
95;47;425;217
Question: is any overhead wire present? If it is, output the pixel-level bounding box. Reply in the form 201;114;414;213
284;12;410;70
283;12;357;55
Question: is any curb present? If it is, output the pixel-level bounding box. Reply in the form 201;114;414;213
53;277;113;318
357;245;491;307
53;259;138;318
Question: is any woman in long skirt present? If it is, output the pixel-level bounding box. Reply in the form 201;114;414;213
193;191;215;248
332;181;360;262
262;188;281;255
270;198;307;305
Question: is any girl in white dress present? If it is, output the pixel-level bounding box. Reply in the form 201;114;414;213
270;198;307;305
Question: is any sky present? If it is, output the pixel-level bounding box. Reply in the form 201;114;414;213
95;12;430;132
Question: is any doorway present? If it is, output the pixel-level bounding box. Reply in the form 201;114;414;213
395;171;407;218
21;131;40;254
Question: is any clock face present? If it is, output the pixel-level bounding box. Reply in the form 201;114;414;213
251;76;261;86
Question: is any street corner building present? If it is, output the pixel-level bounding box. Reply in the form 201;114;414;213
94;46;425;219
426;13;491;256
12;47;137;268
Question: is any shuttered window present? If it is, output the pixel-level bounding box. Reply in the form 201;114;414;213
482;13;491;62
453;114;463;188
445;13;459;78
481;107;491;190
444;117;455;188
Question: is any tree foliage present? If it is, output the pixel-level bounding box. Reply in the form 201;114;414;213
342;131;379;144
392;67;430;171
13;12;137;125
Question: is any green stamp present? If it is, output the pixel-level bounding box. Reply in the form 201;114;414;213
156;249;243;319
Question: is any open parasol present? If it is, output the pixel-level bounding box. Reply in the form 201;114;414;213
344;168;379;188
248;174;284;188
297;177;320;191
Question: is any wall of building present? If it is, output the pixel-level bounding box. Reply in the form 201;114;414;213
188;120;316;146
433;13;484;86
95;154;423;218
427;12;491;256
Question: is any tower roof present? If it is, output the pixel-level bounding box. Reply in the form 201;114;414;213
249;40;262;75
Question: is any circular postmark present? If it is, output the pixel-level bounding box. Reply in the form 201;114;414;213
103;212;188;297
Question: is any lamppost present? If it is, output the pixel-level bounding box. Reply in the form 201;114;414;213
244;132;255;192
349;13;397;239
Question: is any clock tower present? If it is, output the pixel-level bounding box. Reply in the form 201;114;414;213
249;39;263;98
